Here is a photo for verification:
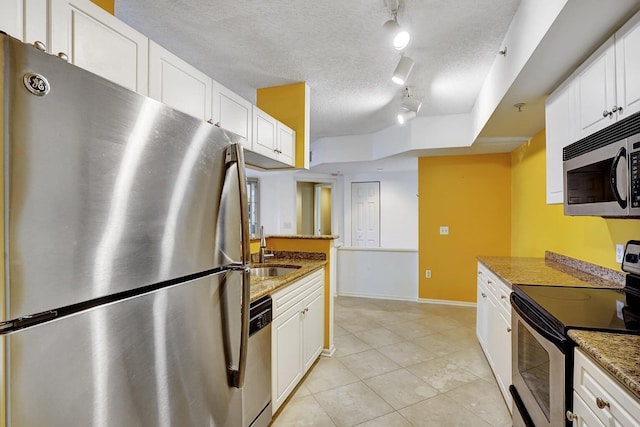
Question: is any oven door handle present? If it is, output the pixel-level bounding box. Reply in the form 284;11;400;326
511;293;567;351
610;146;627;209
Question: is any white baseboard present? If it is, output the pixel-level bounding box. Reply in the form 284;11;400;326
321;346;336;357
417;298;476;308
336;291;416;302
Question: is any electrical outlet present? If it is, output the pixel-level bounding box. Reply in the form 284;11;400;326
616;244;624;263
439;226;449;235
425;269;431;279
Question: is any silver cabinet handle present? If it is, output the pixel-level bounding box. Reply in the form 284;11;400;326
481;293;487;298
611;105;622;114
501;294;507;299
57;52;69;62
603;109;612;117
507;327;512;333
33;40;46;51
596;397;610;409
566;411;578;422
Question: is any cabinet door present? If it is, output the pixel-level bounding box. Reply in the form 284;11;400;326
49;0;148;94
546;83;573;204
148;41;212;121
572;393;605;427
252;106;278;158
485;293;499;370
212;82;252;148
615;10;640;120
495;310;512;411
0;0;48;46
574;37;617;140
276;121;296;166
0;0;24;41
271;303;303;414
476;275;489;349
302;286;324;372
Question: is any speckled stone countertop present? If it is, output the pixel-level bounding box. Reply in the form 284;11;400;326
568;330;640;400
477;253;623;289
249;258;326;302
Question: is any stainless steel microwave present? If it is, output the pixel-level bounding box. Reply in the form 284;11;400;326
563;131;640;217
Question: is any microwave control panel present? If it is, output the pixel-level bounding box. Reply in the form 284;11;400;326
632;150;639;208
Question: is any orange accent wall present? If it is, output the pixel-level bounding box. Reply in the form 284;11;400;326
418;154;512;302
511;129;639;270
266;237;332;349
91;0;114;14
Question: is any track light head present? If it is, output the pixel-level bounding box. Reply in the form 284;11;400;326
397;110;416;124
383;17;410;50
392;56;414;85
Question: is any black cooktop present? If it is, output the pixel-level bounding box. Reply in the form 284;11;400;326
512;282;640;335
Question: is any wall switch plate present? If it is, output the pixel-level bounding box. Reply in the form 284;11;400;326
425;269;431;279
439;226;449;235
616;244;624;263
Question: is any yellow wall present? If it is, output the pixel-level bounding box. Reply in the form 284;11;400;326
418;154;512;302
256;82;309;168
91;0;114;14
511;129;639;270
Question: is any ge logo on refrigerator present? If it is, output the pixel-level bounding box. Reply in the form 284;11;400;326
23;73;50;96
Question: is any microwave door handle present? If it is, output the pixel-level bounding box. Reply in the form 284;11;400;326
610;146;627;209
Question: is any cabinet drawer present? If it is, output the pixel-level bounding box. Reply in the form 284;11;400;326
573;348;640;426
271;269;323;318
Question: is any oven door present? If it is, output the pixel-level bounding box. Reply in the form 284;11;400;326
563;138;629;217
511;295;567;427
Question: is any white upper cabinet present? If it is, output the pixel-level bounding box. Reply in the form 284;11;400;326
573;37;617;140
148;40;212;121
545;9;640;205
615;10;640;119
276;122;295;166
0;0;48;47
212;82;252;147
49;0;148;94
252;106;296;167
546;83;574;204
252;106;277;157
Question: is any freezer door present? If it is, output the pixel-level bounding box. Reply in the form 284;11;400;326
4;272;243;427
0;35;244;320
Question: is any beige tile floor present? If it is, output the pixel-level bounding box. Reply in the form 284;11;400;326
272;296;512;427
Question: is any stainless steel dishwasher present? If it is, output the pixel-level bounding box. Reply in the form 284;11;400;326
242;295;272;427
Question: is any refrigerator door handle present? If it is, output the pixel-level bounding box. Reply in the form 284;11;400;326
225;143;251;388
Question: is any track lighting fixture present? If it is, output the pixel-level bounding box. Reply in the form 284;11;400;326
383;0;410;50
397;86;421;125
392;56;414;85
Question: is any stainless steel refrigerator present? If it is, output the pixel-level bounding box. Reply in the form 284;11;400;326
0;33;252;426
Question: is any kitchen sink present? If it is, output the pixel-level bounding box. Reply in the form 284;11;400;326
250;266;301;278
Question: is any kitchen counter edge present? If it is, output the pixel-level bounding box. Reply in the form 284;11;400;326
249;259;327;302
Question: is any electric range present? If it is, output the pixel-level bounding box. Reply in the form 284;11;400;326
509;240;640;427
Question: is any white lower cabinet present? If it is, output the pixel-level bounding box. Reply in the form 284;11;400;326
476;262;512;411
271;269;324;414
570;348;640;426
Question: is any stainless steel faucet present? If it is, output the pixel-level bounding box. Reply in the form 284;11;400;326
259;226;273;263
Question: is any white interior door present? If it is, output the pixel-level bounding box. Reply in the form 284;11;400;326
351;182;380;247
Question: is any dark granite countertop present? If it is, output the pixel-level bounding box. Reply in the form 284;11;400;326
568;330;640;401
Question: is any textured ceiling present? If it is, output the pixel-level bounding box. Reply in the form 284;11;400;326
115;0;521;141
